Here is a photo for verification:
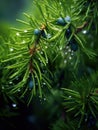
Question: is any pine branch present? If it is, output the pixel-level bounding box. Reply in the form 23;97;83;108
62;71;98;128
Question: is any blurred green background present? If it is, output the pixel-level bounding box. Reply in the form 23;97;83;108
0;0;33;24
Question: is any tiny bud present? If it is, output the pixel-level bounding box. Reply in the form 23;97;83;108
65;16;71;23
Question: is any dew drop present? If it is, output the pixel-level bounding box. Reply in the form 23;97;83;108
66;46;69;49
12;103;17;108
65;52;68;55
60;47;62;50
22;40;26;44
69;56;72;60
16;32;20;36
45;46;48;49
40;51;43;54
10;48;14;52
85;118;88;122
71;51;74;56
39;95;42;99
68;48;71;52
17;89;21;92
43;82;46;85
38;58;41;61
64;60;67;64
2;86;4;89
9;81;13;84
44;98;46;101
82;30;87;34
24;30;28;33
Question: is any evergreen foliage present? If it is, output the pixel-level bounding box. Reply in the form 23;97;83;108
0;0;98;129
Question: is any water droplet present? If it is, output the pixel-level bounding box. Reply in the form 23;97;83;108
69;56;72;60
85;118;88;122
39;95;42;99
82;30;87;34
65;52;68;55
40;51;43;54
24;30;28;33
17;89;21;92
45;46;48;49
2;86;4;89
68;48;71;52
71;51;74;56
66;46;69;49
22;40;26;44
12;103;17;108
40;99;42;103
10;48;14;52
43;82;46;85
60;47;62;50
9;81;13;84
16;32;20;36
44;98;46;101
38;58;41;61
64;60;67;64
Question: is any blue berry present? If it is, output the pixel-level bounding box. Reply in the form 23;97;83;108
65;27;72;39
29;80;34;89
41;30;51;39
87;115;96;128
70;42;78;51
28;73;34;89
41;30;47;38
65;16;71;23
34;29;41;35
56;17;66;26
69;38;78;51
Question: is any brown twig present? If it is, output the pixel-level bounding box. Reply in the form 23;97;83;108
28;24;46;73
29;57;33;73
75;21;89;34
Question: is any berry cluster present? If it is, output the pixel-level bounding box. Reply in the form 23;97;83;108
85;114;96;128
56;16;71;26
56;16;78;52
33;16;78;68
65;26;78;52
87;115;96;127
34;28;51;39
